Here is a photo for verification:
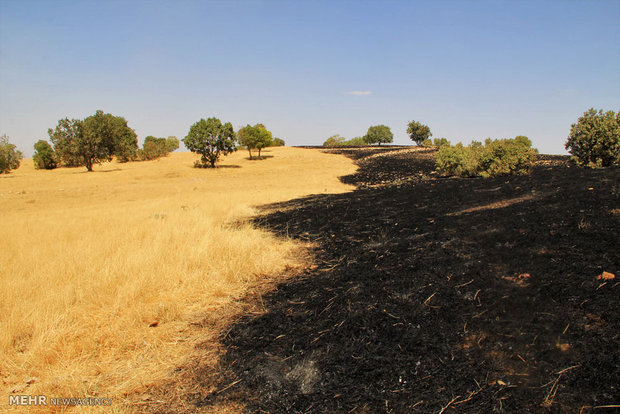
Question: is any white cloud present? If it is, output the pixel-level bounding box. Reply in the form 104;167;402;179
345;90;372;96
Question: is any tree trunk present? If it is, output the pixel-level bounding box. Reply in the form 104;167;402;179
248;148;253;160
258;147;262;158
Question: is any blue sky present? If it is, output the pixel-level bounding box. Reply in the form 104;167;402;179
1;0;619;156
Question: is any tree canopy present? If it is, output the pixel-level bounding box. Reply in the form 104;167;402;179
565;108;620;167
183;117;237;167
407;120;432;146
364;125;393;145
237;124;273;159
0;134;23;174
48;118;84;167
48;110;138;171
33;140;57;170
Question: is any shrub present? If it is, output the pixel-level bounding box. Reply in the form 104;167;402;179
436;136;538;178
565;108;619;167
433;137;451;148
323;135;346;147
343;136;367;146
33;140;58;169
272;137;285;147
0;134;23;174
422;138;433;147
165;136;180;152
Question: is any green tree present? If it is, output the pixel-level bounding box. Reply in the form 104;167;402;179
48;118;84;167
565;108;620;167
33;140;57;169
407;120;432;146
237;124;273;159
49;111;138;170
183;117;237;168
364;125;393;145
79;110;138;170
0;134;23;174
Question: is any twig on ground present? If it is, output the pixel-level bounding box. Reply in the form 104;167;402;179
424;292;438;306
456;279;474;288
438;395;461;414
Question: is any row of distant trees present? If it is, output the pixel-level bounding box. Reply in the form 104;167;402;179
323;121;432;147
2;111;285;172
34;111;180;171
321;109;619;173
0;109;617;174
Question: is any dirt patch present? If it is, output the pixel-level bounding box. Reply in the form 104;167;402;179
150;148;619;412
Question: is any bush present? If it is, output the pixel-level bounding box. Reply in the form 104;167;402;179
271;137;285;147
436;136;538;178
33;140;57;169
137;136;178;161
565;108;619;167
0;134;23;174
343;136;367;146
433;137;451;148
323;135;367;147
323;135;346;147
165;136;180;152
422;138;433;147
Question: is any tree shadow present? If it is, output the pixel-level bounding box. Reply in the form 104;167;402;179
245;155;274;161
193;150;619;412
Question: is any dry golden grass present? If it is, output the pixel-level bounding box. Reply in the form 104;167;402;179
0;147;356;412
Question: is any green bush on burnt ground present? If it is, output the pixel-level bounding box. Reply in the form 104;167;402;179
436;136;538;178
323;134;367;147
565;108;620;168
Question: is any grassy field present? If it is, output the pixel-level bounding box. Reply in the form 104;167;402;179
0;147;356;411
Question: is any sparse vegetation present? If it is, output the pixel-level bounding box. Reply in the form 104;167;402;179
0;148;356;407
436;136;538;177
183;117;237;168
32;139;57;169
271;137;286;147
407;120;432;146
565;108;620;167
0;134;23;174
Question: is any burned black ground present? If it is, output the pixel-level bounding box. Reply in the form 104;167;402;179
199;148;618;412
